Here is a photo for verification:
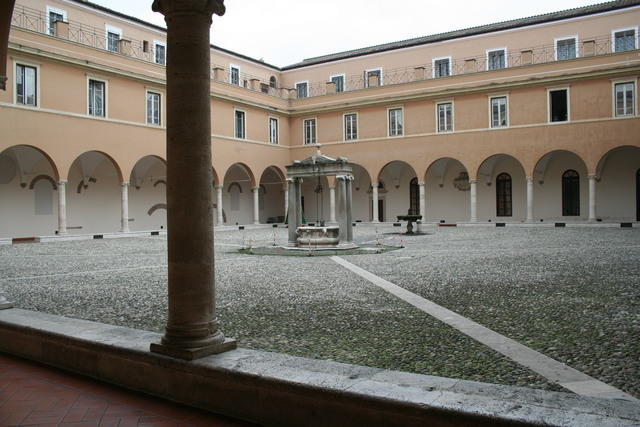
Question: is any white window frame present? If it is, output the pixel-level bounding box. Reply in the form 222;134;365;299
611;26;639;53
329;73;346;93
343;112;358;141
46;6;67;36
364;68;383;88
153;40;166;66
105;24;123;53
547;86;571;123
145;89;163;126
612;78;637;118
435;100;454;133
295;81;309;99
554;36;579;61
234;108;246;139
269;116;279;144
489;94;509;128
13;58;40;107
303;117;317;145
387;106;404;137
87;75;108;118
432;56;452;78
230;64;240;86
486;48;507;71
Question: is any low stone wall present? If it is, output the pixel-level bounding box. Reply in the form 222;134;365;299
0;309;638;426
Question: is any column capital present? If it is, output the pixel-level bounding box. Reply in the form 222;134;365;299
468;179;477;185
252;186;260;192
214;184;223;190
152;0;225;19
371;182;379;188
57;179;68;185
121;181;130;187
418;181;425;186
588;173;597;180
526;176;534;183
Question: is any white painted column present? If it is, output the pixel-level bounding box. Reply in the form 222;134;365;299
283;185;289;221
252;186;260;224
329;186;336;223
588;174;597;222
215;185;224;225
469;179;477;223
418;181;426;219
526;176;534;223
372;183;379;223
57;180;68;235
120;182;130;233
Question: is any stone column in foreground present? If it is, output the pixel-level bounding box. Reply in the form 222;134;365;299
215;184;224;225
287;178;301;246
120;182;130;233
57;180;68;235
329;186;336;223
252;186;260;224
588;174;597;222
526;176;534;222
150;0;235;360
469;179;477;223
371;183;379;222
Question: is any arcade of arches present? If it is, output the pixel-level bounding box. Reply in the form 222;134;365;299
0;145;639;238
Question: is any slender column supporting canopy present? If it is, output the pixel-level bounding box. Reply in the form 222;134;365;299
150;0;235;360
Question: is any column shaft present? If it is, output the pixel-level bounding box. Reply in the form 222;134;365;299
526;177;534;222
287;179;298;246
329;186;336;223
120;182;130;233
418;181;426;219
57;180;67;235
215;185;224;225
346;178;354;242
470;179;477;223
588;174;597;222
252;187;260;224
337;177;348;243
371;183;379;222
283;186;289;221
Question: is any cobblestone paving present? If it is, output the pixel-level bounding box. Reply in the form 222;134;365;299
1;225;637;397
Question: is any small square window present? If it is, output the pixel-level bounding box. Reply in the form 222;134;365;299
434;58;450;78
556;38;577;60
47;7;66;36
614;82;635;117
296;82;308;98
490;96;508;127
304;118;316;145
365;69;382;88
614;29;637;52
549;89;569;122
105;25;122;53
487;49;506;70
344;113;357;141
235;110;245;139
437;102;453;132
230;66;240;86
331;75;345;93
154;42;166;66
388;108;403;137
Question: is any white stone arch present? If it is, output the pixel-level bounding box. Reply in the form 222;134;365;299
476;154;527;222
594;146;640;221
259;165;286;223
424;157;470;223
376;160;418;222
129;155;167;231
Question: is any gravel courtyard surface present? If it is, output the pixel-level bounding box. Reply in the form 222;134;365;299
1;225;638;397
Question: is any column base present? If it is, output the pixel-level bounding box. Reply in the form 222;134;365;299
150;337;236;361
0;297;13;310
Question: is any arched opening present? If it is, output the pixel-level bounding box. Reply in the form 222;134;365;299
130;155;166;231
377;161;418;222
409;178;419;215
533;150;587;221
595;146;640;221
0;145;59;237
496;173;512;217
67;151;123;233
259;166;286;223
269;76;277;88
350;164;372;222
562;170;580;216
425;157;469;223
222;163;256;225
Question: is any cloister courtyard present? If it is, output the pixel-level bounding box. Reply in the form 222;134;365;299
1;224;638;399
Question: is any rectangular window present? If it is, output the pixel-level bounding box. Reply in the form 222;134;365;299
344;113;357;141
549;89;568;122
88;79;106;117
614;29;637;52
556;37;577;60
437;102;453;132
154;41;166;65
388;108;403;136
16;64;37;106
433;58;450;78
303;118;316;145
105;25;122;53
296;82;308;98
615;82;635;117
146;92;161;125
331;74;345;93
490;96;508;127
230;65;240;85
487;49;506;70
269;117;279;144
47;7;66;36
365;69;382;88
235;110;245;139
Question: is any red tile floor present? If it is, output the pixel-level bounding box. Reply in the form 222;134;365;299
0;352;257;427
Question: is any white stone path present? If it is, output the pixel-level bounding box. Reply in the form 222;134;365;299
331;256;637;402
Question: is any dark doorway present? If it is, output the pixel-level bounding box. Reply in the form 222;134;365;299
496;173;512;217
562;170;580;216
409;177;419;215
378;199;384;222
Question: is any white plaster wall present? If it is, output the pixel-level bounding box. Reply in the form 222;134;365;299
425;162;470;223
223;167;254;225
259;183;285;223
300;177;330;224
67;160;121;234
378;165;417;222
129;161;166;231
0;154;59;238
476;157;527;223
596;148;640;221
352;166;372;222
534;152;588;221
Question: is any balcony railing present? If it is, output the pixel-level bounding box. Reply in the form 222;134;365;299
11;4;158;64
